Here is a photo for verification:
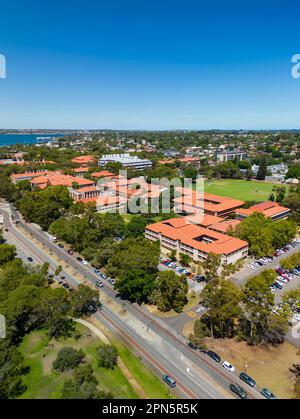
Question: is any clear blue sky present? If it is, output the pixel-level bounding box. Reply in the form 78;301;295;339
0;0;300;130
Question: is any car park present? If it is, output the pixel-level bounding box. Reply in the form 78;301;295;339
162;375;176;388
239;372;256;387
222;361;235;373
229;383;248;399
206;350;221;363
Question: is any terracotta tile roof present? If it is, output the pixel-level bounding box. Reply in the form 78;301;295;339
236;201;291;219
27;171;95;189
71;155;95;165
209;219;241;233
146;217;248;255
185;213;224;227
91;170;114;178
11;171;49;181
174;189;244;214
72;167;89;173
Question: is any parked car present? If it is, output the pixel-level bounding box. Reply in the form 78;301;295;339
67;250;73;255
229;383;248;399
162;375;176;388
76;257;83;262
261;388;277;399
58;243;64;248
188;341;198;350
62;283;69;289
273;281;283;290
27;257;33;263
96;281;104;288
206;350;221;363
239;372;256;387
222;361;235;373
82;259;88;266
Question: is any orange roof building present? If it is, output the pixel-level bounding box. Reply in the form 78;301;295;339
71;155;96;166
173;187;245;217
26;171;95;190
79;195;128;213
145;217;248;265
235;201;291;221
72;167;90;177
91;170;115;179
10;171;50;184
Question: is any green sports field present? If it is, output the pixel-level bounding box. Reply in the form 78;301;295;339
201;179;277;202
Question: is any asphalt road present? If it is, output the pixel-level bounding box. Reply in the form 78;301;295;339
1;203;265;399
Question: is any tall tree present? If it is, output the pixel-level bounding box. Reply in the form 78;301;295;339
150;270;188;313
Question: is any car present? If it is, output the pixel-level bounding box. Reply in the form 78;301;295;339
100;273;107;280
27;257;33;263
82;260;88;265
229;383;248;399
188;341;198;350
62;283;69;289
195;275;206;282
270;285;276;293
206;350;221;363
277;276;288;284
96;281;104;288
239;372;256;387
261;388;277;399
162;375;176;388
76;257;83;262
58;243;64;248
67;250;73;255
273;281;283;290
222;361;235;373
108;278;115;286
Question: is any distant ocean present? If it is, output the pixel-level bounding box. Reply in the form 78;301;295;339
0;133;67;147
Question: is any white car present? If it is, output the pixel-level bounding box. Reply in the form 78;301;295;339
222;361;235;373
82;259;89;266
277;276;288;283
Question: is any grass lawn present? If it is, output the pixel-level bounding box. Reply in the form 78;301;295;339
204;338;299;399
199;179;277;202
18;324;173;399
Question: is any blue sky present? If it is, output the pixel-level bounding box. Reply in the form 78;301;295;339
0;0;300;130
